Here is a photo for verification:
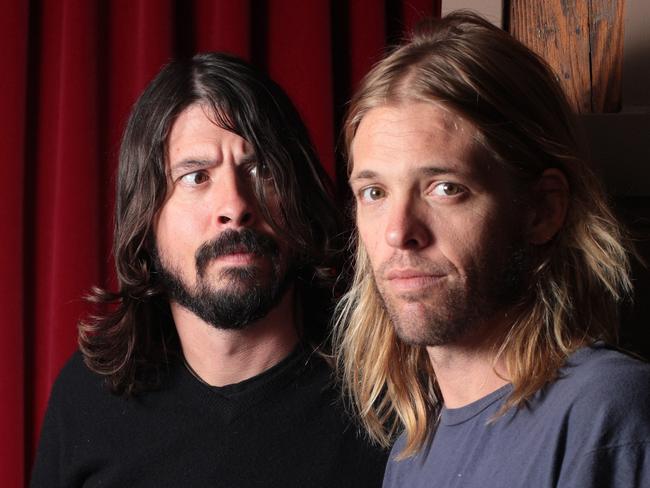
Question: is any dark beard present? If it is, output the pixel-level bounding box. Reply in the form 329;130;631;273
153;229;292;330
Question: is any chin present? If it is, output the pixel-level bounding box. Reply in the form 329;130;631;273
390;306;471;348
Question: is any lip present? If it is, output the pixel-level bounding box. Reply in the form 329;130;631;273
385;268;445;280
212;252;260;265
384;269;445;291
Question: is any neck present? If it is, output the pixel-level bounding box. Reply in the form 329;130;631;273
172;287;299;387
427;314;511;409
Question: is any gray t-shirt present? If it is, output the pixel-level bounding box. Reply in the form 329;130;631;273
383;344;650;487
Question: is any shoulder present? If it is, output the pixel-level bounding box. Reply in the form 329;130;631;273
57;350;98;382
558;344;650;405
50;350;107;399
31;351;119;485
550;345;650;486
304;351;390;459
292;349;338;394
543;344;650;445
45;350;129;422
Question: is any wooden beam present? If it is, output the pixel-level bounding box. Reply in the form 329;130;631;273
589;0;624;112
509;0;592;113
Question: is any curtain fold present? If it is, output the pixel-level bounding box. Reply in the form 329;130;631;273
0;1;442;485
0;4;28;487
194;0;251;58
268;0;335;176
30;0;101;450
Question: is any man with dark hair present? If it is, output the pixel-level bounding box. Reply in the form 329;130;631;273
334;11;650;487
31;53;386;487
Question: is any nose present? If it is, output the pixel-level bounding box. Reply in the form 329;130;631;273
384;196;431;250
213;166;256;229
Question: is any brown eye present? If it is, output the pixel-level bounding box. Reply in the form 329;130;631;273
180;171;210;186
433;182;465;196
248;162;273;181
360;186;385;201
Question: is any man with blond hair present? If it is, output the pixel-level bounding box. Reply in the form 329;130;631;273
335;11;650;487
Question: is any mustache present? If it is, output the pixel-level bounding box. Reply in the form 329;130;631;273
377;253;455;278
195;229;280;277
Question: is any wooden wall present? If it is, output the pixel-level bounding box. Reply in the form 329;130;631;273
508;0;624;113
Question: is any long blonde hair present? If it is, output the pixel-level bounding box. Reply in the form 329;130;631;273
333;11;632;457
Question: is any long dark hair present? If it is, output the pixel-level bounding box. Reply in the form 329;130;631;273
79;53;341;395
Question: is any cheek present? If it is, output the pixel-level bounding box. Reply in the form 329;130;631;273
436;212;498;269
261;192;289;235
355;209;376;247
356;213;385;270
155;204;207;258
445;209;521;272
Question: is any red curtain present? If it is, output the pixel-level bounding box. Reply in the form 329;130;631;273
0;0;441;485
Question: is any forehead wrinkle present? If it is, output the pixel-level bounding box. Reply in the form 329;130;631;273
361;106;469;149
351;102;492;187
402;99;480;147
198;103;260;164
167;152;257;179
351;165;458;182
170;157;214;171
166;107;256;170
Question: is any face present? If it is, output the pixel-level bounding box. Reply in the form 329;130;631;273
350;102;527;347
154;103;291;329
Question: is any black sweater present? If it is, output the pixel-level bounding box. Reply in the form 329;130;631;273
31;347;387;487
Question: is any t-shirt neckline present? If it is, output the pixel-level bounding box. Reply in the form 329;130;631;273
440;383;513;426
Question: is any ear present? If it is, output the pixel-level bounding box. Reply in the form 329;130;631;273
526;168;569;245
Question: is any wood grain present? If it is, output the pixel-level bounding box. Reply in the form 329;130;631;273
508;0;624;113
589;0;624;112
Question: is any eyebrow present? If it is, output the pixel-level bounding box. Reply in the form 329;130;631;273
349;165;459;183
169;154;257;175
169;158;214;174
238;154;257;166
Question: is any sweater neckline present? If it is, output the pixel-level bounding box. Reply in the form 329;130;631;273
178;343;314;401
